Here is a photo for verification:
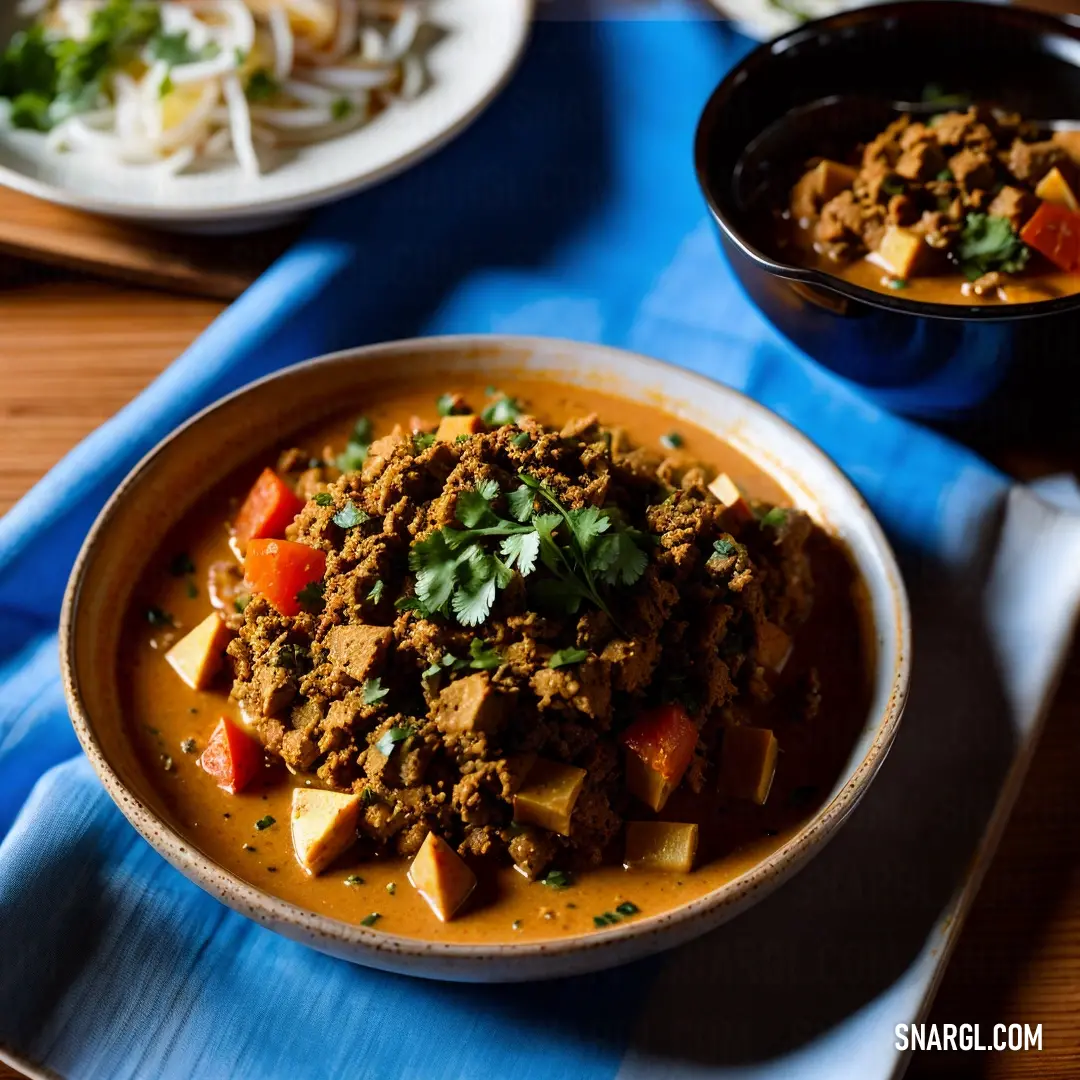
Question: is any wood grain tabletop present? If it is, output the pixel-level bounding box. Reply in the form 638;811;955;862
0;258;1076;1080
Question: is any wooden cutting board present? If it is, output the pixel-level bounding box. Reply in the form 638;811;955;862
0;186;302;300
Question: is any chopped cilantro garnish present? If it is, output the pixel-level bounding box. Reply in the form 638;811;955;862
660;432;684;450
361;912;381;927
548;647;588;669
0;2;163;131
245;67;280;102
455;434;470;444
413;432;436;452
760;507;788;528
296;580;326;610
146;606;173;627
956;213;1029;282
314;492;334;507
336;417;373;473
542;869;573;889
481;395;523;426
361;787;378;806
363;677;389;705
615;901;640;916
421;661;442;679
712;538;737;559
331;96;352;121
169;553;195;576
234;594;251;614
148;30;219;66
936;168;954;183
255;815;275;831
344;874;365;886
374;724;413;756
332;501;369;529
274;643;310;673
367;579;385;603
468;638;502;670
436;393;461;417
511;431;531;449
887;279;908;290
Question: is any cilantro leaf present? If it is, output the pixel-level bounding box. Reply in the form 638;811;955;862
956;213;1030;282
760;507;788;528
511;431;531;449
254;814;275;831
314;492;334;507
374;724;412;756
367;579;385;604
541;868;573;888
660;431;684;450
549;647;588;669
456;483;499;528
468;638;502;670
336;416;373;472
410;530;460;614
507;484;535;523
332;501;369;529
146;606;173;627
169;552;195;577
481;396;523;426
500;531;540;576
331;96;352;121
245;67;280;102
713;537;737;558
148;31;220;66
296;580;325;610
421;661;442;679
362;677;389;705
437;393;465;417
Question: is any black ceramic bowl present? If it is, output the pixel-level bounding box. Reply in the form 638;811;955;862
694;1;1080;425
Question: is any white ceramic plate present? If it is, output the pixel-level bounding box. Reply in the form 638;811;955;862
61;335;910;982
0;0;533;230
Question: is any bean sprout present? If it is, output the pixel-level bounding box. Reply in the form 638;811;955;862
1;0;432;177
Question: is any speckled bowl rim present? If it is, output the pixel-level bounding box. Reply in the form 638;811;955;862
60;334;911;981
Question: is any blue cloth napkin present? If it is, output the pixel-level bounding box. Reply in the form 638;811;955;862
0;13;1011;1079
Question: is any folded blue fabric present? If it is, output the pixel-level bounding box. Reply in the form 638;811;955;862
0;14;1008;1080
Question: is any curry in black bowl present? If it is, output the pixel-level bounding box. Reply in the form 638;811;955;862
694;1;1080;422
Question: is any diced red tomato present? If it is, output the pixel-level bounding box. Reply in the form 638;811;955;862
621;703;698;783
199;716;263;794
233;468;305;543
244;539;327;617
1020;201;1080;272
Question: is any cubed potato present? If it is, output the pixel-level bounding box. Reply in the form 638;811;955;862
434;672;505;734
720;726;779;805
810;158;859;203
1035;166;1079;212
874;226;925;280
624;821;699;873
707;473;753;524
325;624;393;682
756;621;793;675
165;613;232;691
435;414;484;442
291;787;361;876
512;758;587;836
625;753;676;813
407;832;477;922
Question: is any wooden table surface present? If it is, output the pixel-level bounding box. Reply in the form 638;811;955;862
0;260;1077;1080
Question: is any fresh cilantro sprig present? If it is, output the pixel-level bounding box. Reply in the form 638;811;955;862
956;213;1030;282
374;725;413;756
406;474;648;629
336;416;374;473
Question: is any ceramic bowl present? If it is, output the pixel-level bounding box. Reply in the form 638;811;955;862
60;335;910;982
0;0;532;232
695;1;1080;423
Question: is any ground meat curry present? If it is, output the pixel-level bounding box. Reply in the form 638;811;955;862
127;378;872;940
782;105;1080;304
